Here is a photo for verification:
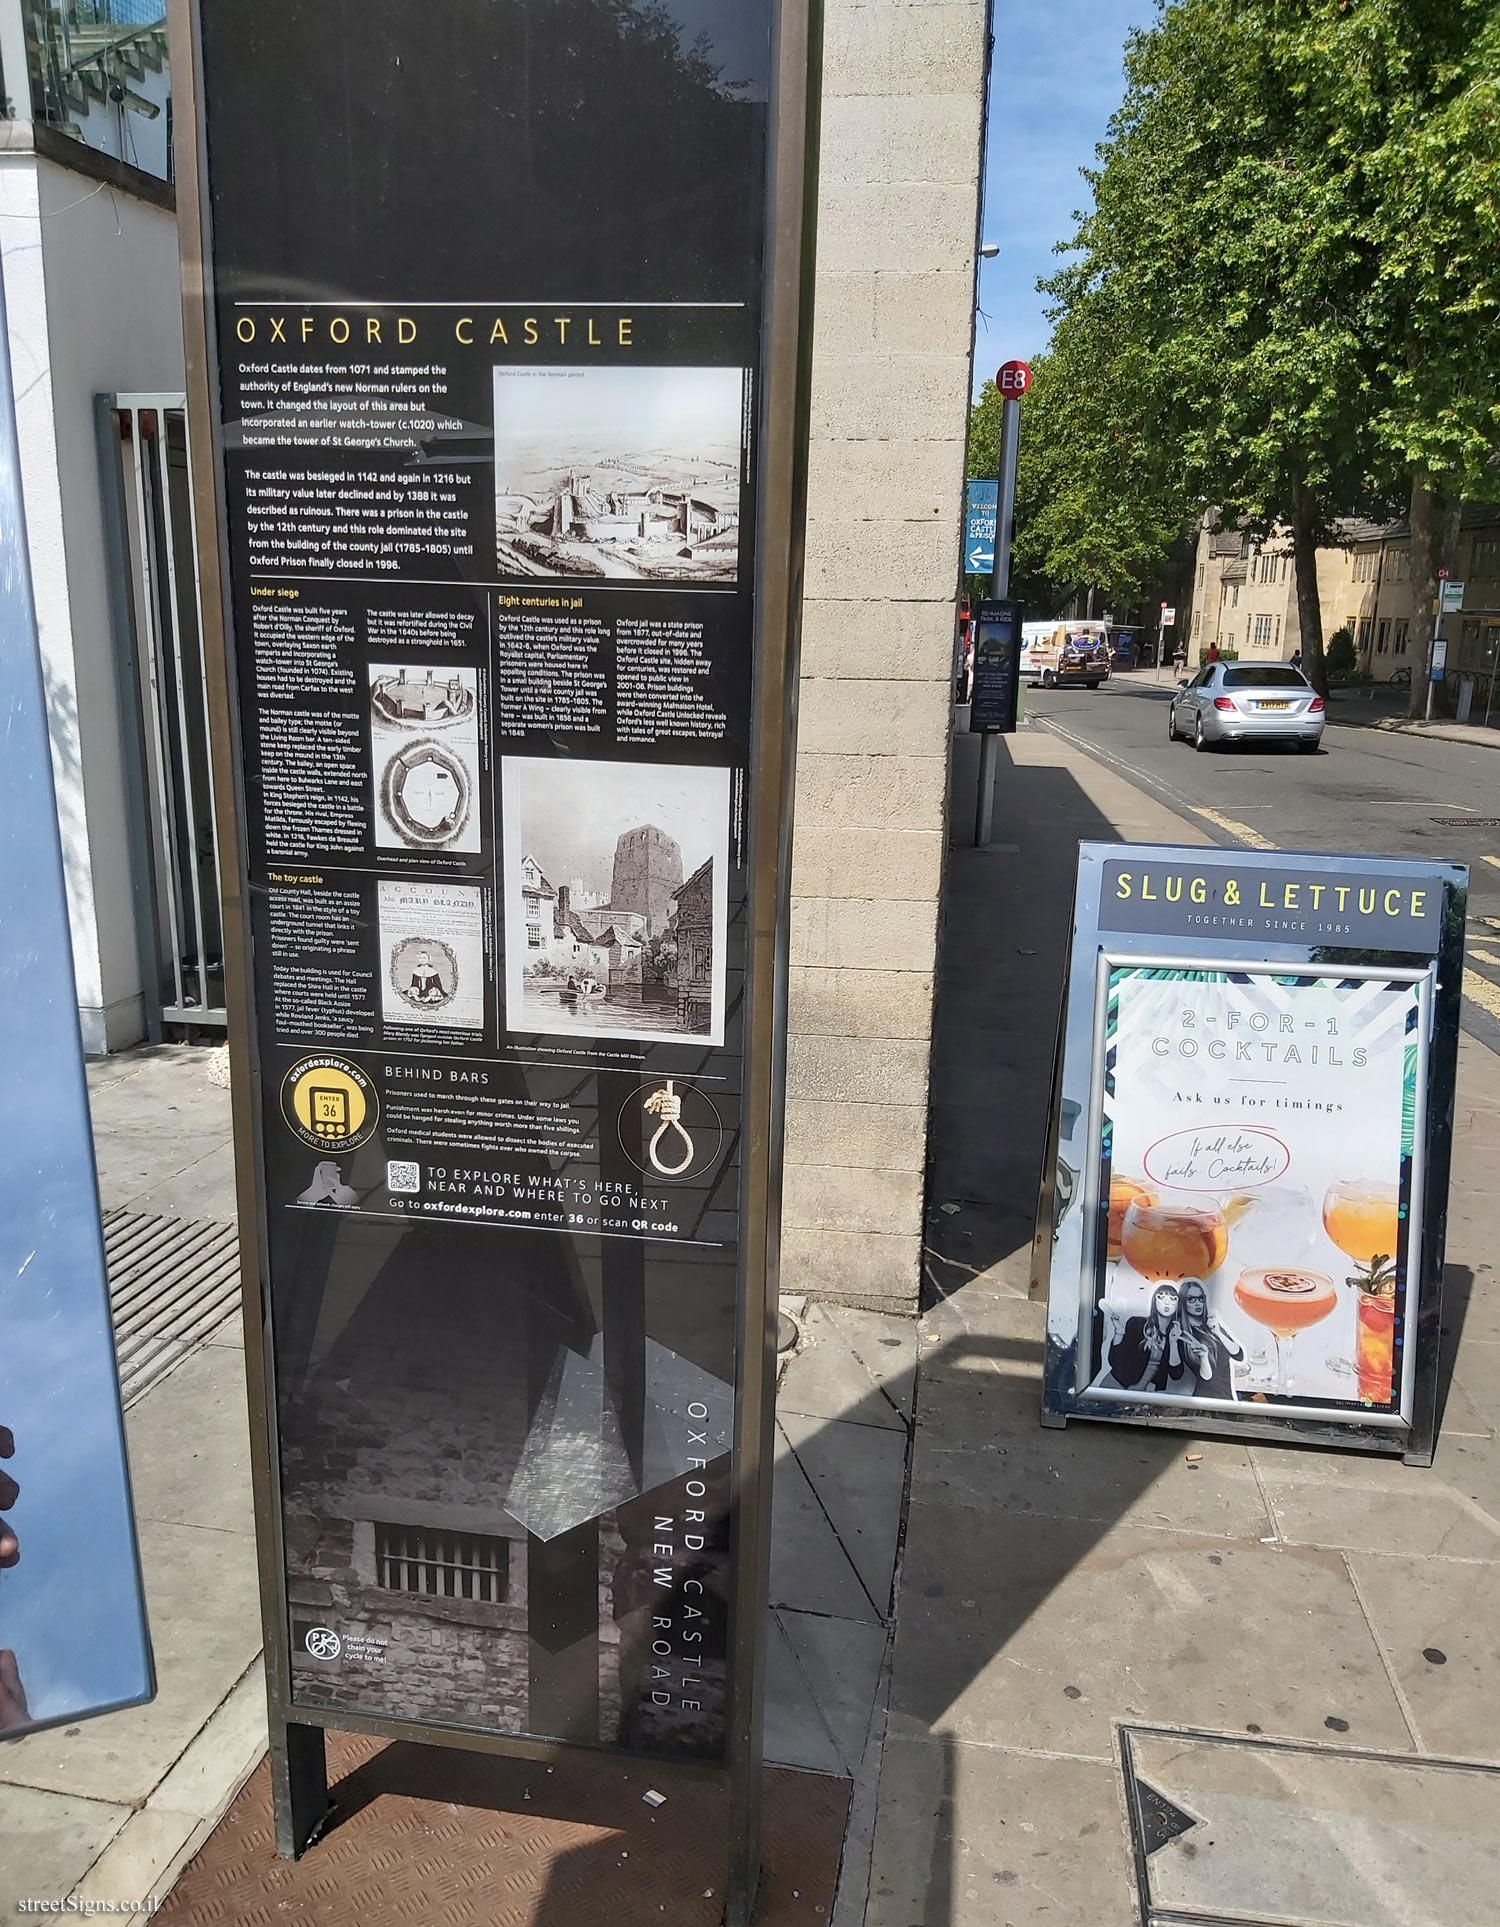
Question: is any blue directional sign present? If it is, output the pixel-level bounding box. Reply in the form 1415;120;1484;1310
964;480;998;576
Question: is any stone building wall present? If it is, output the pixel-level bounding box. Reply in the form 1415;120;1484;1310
782;0;990;1314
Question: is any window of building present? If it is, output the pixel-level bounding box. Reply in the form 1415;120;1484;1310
1231;584;1239;608
375;1524;511;1604
1394;620;1410;656
1252;614;1273;646
1281;554;1291;583
1388;546;1411;583
527;922;542;948
1357;617;1374;652
1196;563;1204;589
1193;610;1202;635
1274;615;1281;650
1353;549;1380;584
1376;618;1391;655
1471;537;1500;581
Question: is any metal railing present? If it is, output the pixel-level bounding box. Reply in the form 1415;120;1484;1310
103;396;226;1032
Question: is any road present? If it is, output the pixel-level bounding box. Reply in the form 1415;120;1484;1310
1022;671;1500;1050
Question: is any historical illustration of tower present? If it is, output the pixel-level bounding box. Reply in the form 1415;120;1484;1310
610;824;683;939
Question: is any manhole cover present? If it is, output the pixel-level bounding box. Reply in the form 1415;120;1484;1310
1120;1724;1500;1927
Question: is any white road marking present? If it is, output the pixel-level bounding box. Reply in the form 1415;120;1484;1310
1189;805;1279;850
1469;947;1500;966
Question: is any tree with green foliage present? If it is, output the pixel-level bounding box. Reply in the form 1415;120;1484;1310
1343;0;1500;712
967;330;1193;617
1324;626;1359;683
1035;0;1500;705
1043;0;1400;696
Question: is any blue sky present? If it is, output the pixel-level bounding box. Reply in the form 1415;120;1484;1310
974;0;1158;391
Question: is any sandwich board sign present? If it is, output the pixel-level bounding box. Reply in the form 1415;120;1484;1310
1037;843;1465;1465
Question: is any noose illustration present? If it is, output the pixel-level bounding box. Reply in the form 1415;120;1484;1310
644;1080;694;1176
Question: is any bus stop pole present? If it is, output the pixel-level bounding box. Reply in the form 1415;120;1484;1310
974;393;1020;846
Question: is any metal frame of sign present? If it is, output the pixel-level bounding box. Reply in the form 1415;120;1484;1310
1036;843;1467;1466
169;1;822;1917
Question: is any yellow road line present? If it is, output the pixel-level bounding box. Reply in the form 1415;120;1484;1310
1464;969;1500;1023
1470;946;1500;966
1483;855;1500;871
1189;805;1279;851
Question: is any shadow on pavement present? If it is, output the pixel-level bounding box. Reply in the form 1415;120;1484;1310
858;725;1499;1927
925;732;1120;1295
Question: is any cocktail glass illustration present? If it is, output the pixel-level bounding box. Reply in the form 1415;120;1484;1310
1323;1179;1401;1404
1107;1177;1157;1262
1120;1196;1228;1282
1232;1267;1338;1397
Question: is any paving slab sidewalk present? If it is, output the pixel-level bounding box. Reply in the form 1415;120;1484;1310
0;1049;263;1910
859;725;1500;1927
1377;716;1500;750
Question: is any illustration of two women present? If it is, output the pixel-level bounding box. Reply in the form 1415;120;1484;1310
1100;1278;1243;1399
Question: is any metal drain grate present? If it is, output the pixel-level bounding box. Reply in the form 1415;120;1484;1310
103;1210;243;1408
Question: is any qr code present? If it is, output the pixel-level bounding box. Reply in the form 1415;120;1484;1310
386;1160;420;1194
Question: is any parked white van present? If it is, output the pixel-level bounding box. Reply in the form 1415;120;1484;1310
1020;619;1112;688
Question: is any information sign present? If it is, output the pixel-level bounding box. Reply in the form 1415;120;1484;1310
1441;580;1466;614
176;0;818;1882
1038;844;1466;1462
964;480;998;575
969;598;1022;734
1431;634;1450;679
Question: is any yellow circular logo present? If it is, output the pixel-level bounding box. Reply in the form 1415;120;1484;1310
281;1055;378;1152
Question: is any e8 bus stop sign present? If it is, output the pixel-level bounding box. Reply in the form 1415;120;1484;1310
997;359;1032;398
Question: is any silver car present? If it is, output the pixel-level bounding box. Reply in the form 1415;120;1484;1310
1169;661;1325;751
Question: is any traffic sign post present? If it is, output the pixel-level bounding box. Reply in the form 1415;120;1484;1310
1156;603;1177;673
1428;580;1464;718
974;361;1031;846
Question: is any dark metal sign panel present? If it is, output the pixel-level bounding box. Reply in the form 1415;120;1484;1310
180;0;811;1794
968;597;1022;735
1039;843;1466;1462
1099;855;1443;951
